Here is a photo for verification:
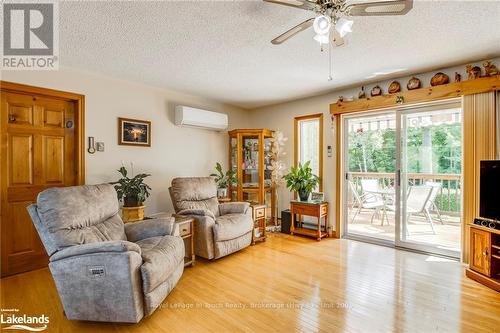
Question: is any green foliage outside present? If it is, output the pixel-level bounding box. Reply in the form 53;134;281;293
348;123;462;212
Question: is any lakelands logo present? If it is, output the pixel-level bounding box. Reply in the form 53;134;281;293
1;309;49;331
1;1;59;70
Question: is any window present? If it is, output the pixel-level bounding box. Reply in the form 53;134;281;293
294;113;323;191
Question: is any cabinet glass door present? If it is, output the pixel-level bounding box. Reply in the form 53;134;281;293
264;137;272;188
230;136;238;201
242;135;259;189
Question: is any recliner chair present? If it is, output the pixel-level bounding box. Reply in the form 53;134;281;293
27;184;184;323
169;177;253;259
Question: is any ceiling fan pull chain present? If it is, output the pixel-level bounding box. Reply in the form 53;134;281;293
328;43;333;81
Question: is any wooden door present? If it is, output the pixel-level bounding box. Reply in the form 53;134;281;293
469;227;491;276
1;86;83;277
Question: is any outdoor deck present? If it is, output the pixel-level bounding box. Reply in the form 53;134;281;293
347;209;461;253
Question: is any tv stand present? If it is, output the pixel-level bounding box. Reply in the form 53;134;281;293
466;223;500;292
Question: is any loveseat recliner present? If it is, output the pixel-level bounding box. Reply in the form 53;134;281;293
169;177;253;259
27;184;184;323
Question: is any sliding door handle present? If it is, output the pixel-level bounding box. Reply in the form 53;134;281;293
396;170;401;187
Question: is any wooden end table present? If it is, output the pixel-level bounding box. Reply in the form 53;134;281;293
147;212;195;267
218;197;232;203
290;201;328;241
251;204;267;244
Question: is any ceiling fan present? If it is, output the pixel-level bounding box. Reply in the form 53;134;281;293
265;0;413;47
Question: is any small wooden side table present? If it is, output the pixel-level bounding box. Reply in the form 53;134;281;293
147;212;195;267
251;204;266;244
174;215;195;267
218;197;231;203
290;201;328;241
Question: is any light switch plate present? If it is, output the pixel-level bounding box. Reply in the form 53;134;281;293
96;142;105;152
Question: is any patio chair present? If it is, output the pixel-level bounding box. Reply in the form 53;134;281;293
349;181;385;224
385;185;434;234
360;179;380;194
424;181;444;224
405;185;435;234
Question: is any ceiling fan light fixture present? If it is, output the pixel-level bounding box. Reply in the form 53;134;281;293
313;15;331;35
313;33;329;44
335;17;353;38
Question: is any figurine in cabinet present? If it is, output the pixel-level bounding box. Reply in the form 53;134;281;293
454;72;461;82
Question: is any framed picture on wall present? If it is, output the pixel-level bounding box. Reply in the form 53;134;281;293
118;117;151;147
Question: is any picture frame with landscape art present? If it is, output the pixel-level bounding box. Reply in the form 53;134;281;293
311;192;324;202
118;117;151;147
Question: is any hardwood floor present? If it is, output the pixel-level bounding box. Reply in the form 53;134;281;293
1;233;499;333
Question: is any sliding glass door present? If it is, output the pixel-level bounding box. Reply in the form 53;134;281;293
344;111;397;244
397;103;462;257
343;101;463;258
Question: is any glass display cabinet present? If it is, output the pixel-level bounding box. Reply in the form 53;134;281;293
228;129;275;223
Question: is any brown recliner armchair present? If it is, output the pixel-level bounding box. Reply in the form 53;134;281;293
169;177;253;259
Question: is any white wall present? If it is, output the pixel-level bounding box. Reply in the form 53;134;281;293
248;58;500;233
3;58;498;224
1;67;249;215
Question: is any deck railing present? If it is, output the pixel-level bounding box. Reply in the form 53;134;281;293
348;172;461;215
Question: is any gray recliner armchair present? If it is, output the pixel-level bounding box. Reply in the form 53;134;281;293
169;177;253;259
27;184;184;323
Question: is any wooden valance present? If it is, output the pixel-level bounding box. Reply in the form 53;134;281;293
330;75;500;115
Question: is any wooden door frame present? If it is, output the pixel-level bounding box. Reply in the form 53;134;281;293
0;80;85;185
294;113;324;192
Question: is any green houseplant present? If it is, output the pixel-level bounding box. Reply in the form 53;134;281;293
112;166;151;207
210;162;237;198
283;161;320;202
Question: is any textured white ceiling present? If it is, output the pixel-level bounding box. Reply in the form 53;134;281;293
59;1;500;109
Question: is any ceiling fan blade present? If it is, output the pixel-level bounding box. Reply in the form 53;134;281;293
263;0;317;11
271;18;314;45
331;30;345;47
347;0;413;16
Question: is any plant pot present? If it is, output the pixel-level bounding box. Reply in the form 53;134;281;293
217;188;228;199
123;196;140;207
298;190;310;202
122;206;145;222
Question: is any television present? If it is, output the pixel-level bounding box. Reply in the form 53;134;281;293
480;160;500;221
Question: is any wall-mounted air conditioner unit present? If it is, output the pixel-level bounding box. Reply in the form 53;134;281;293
174;105;228;131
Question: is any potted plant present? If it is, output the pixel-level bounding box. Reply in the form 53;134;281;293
112;165;151;222
283;161;320;202
210;162;237;198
